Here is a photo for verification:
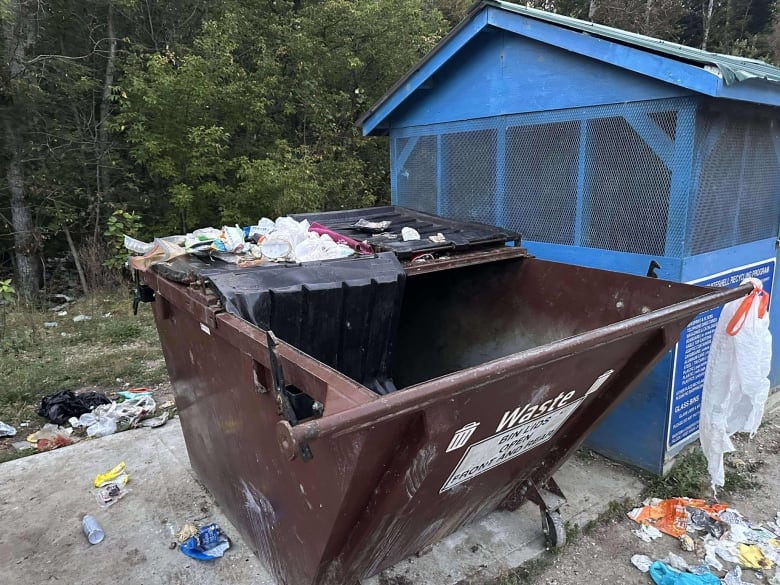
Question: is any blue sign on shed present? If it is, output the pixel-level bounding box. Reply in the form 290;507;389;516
359;0;780;473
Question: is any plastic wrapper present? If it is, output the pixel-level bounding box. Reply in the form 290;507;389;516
648;560;719;585
85;395;157;437
631;554;653;572
723;566;746;585
126;216;362;267
628;497;727;538
124;235;153;254
179;523;231;561
401;226;420;241
139;411;169;428
86;417;117;438
308;222;372;254
92;462;130;507
633;523;663;542
737;542;774;569
27;424;76;450
0;421;16;437
249;217;276;238
261;236;293;260
128;238;188;270
661;552;691;572
93;482;130;508
216;226;246;253
94;461;127;487
353;219;391;233
274;216;310;249
700;277;772;491
703;536;724;571
294;233;354;262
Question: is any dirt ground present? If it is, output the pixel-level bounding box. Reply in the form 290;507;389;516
520;411;780;585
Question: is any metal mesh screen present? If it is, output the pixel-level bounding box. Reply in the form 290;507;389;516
441;129;497;225
390;99;705;257
504;121;579;245
648;111;678;140
395;135;437;213
583;115;672;256
688;112;780;255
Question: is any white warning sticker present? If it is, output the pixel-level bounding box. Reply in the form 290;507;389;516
440;399;583;493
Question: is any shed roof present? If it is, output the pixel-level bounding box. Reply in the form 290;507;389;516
359;0;780;135
490;1;780;85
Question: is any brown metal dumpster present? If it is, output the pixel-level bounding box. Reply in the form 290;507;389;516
135;207;749;585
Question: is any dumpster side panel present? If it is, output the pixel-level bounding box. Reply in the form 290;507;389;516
328;326;675;581
394;257;713;387
151;293;399;585
144;257;749;585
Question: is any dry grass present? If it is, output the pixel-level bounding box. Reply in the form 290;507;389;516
0;288;168;438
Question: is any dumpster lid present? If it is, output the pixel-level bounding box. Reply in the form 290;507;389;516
151;252;407;395
291;206;520;259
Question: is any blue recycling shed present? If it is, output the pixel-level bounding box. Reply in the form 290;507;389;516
359;0;780;473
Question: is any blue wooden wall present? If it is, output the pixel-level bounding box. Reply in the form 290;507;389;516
387;28;692;130
371;6;780;474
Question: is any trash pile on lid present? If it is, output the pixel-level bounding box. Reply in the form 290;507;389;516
125;216;405;269
628;497;780;584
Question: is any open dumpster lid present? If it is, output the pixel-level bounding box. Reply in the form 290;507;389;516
291;205;520;259
145;207;521;395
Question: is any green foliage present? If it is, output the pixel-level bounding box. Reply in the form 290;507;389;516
104;321;144;343
115;0;446;233
0;279;16;341
729;36;772;61
104;209;142;270
643;447;762;499
0;280;15;304
4;0;780;285
645;449;710;499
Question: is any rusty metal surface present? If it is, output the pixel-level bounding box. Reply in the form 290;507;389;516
140;257;750;585
402;245;528;275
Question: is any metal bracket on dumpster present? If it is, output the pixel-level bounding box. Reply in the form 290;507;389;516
268;331;301;425
524;478;567;514
131;269;155;315
267;331;321;461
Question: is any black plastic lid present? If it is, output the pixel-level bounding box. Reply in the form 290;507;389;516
291;206;520;259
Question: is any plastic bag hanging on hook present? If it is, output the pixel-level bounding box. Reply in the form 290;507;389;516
699;277;771;492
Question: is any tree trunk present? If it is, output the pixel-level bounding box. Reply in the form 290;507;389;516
95;2;117;239
645;0;654;33
63;225;89;296
588;0;598;20
703;0;716;49
2;1;41;300
5;127;40;300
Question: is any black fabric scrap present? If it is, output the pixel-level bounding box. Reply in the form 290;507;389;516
37;390;111;425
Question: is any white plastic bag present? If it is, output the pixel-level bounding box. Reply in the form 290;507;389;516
699;277;771;491
0;421;16;437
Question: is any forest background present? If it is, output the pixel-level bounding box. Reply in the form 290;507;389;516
2;0;778;299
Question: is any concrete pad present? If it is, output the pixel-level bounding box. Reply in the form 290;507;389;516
0;420;274;585
0;420;644;585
